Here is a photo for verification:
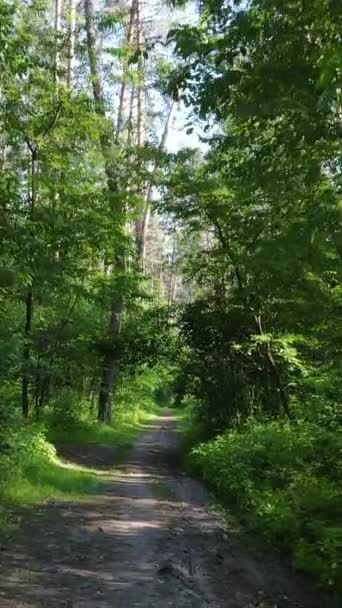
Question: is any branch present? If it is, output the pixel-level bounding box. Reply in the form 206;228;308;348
211;218;244;291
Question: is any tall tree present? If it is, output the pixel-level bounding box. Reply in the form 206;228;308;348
84;0;127;423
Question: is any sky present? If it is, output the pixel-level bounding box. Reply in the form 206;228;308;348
166;102;205;153
143;0;205;153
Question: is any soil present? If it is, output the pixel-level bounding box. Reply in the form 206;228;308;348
0;412;338;607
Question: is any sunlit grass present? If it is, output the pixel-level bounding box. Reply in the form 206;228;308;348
5;457;101;505
0;370;163;540
0;407;158;538
48;408;158;447
0;453;103;537
4;408;159;510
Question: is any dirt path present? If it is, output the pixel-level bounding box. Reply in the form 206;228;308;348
0;412;337;607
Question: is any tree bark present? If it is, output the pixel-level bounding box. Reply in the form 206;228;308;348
67;0;76;87
137;102;174;266
54;0;62;84
22;289;33;419
116;0;136;140
98;297;121;422
213;219;291;419
135;0;144;148
22;147;37;418
126;85;135;147
85;0;125;423
167;233;177;308
255;314;292;419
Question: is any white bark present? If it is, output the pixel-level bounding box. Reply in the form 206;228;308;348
54;0;63;83
67;0;76;87
139;102;175;267
135;0;144;148
116;0;136;140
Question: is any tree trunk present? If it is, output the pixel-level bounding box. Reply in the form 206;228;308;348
84;0;125;423
137;102;174;266
116;0;136;140
22;289;33;419
255;314;292;419
22;147;37;418
126;85;135;147
213;220;291;419
167;233;177;311
98;295;122;422
54;0;62;84
135;0;144;148
84;0;104;112
67;0;76;87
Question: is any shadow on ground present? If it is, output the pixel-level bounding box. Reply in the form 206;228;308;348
0;413;338;608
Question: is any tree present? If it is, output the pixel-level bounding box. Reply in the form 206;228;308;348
162;0;342;426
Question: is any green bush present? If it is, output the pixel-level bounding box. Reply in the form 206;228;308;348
47;389;89;430
295;526;342;592
0;422;55;487
189;419;342;591
0;366;170;532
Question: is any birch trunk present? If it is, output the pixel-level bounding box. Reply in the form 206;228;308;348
135;0;144;148
116;0;136;140
54;0;62;84
138;103;174;266
67;0;76;87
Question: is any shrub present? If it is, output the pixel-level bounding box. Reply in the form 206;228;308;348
189;419;342;591
0;423;55;488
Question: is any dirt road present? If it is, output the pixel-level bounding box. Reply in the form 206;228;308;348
0;413;337;607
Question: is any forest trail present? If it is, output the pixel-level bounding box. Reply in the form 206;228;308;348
0;412;335;608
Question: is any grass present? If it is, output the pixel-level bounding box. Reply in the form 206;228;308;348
0;367;168;537
47;407;158;455
0;452;103;538
4;456;101;506
0;407;159;538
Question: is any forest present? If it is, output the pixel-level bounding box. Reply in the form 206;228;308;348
0;0;341;603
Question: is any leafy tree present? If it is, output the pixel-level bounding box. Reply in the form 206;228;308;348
162;0;342;427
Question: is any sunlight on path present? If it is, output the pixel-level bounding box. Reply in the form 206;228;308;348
0;413;335;608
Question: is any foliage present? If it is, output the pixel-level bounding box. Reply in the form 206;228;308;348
46;367;164;444
189;419;342;591
162;0;342;431
0;422;54;487
0;0;341;596
0;0;176;427
167;5;342;586
0;419;100;534
0;366;167;536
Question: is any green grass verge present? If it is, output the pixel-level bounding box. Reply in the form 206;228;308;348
4;457;101;505
47;407;157;447
0;407;159;538
0;366;170;537
0;452;103;538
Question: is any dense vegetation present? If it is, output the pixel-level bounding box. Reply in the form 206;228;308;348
0;0;173;530
167;0;342;591
0;0;341;594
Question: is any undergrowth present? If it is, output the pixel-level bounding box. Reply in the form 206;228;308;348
0;367;167;537
46;368;162;445
0;424;101;536
182;412;342;593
